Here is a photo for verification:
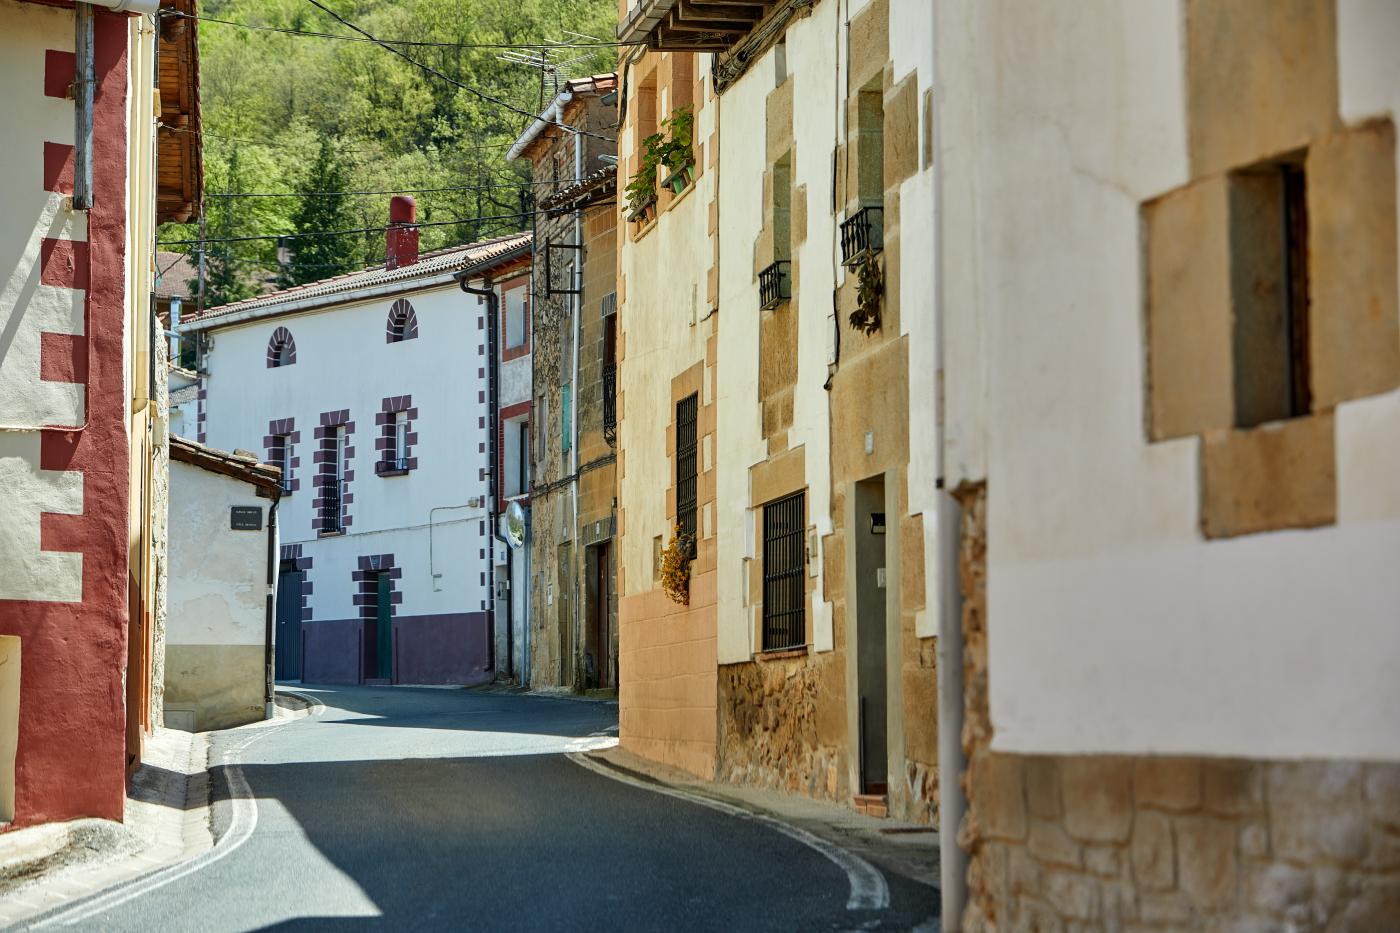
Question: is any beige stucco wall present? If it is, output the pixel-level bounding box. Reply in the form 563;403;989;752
166;458;271;731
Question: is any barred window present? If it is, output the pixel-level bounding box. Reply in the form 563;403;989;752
675;393;698;555
762;491;806;651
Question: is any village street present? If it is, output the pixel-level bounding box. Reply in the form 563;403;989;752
28;686;932;932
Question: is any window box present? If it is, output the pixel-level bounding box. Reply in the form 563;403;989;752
376;457;411;477
840;205;884;267
628;197;658;226
662;163;695;195
759;260;791;311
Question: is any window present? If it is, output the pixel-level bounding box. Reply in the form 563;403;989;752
1228;156;1311;428
856;82;885;207
267;327;296;368
773;152;792;263
321;427;345;533
504;285;527;350
602;303;617;440
675;393;698;555
517;419;529;495
386;299;418;343
761;491;806;651
274;434;293;492
561;385;572;454
393;413;408;467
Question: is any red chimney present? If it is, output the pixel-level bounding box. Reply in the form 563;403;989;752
386;195;419;270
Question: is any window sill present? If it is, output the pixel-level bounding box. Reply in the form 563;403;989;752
377;468;411;477
318;529;344;538
755;645;809;662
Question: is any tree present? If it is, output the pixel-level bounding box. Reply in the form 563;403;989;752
204;145;257;309
279;139;360;287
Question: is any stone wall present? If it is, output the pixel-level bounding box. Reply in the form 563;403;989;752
957;483;1400;931
717;652;847;800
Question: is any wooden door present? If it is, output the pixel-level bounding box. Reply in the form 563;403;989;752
275;570;304;680
376;573;393;682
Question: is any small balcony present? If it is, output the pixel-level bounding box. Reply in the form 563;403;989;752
759;260;791;311
840;205;884;267
376;456;410;476
319;482;343;534
602;363;618;444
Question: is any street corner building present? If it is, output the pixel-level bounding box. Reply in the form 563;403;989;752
613;0;938;819
0;0;194;828
166;437;282;732
178;211;531;689
507;73;621;694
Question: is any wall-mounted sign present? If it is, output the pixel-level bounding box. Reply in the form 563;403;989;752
230;506;263;531
870;512;886;535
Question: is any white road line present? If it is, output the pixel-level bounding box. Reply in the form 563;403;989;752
29;693;323;929
566;750;890;912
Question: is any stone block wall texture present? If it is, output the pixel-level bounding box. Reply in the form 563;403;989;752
957;483;1400;931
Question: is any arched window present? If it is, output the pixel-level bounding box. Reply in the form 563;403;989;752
386;299;419;343
267;327;297;368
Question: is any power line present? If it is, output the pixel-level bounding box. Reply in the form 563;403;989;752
205;177;597;198
168;10;640;49
157;208;532;247
300;0;612;143
159;122;521;158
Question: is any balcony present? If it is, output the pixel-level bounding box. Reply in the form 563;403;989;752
376;456;411;476
759;260;791;311
840;205;884;267
618;0;777;52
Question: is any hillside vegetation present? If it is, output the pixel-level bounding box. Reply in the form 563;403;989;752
168;0;617;304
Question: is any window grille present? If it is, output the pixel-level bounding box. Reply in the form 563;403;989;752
759;260;791;310
840;205;884;267
762;491;806;651
321;429;344;532
675;393;698;555
602;363;618;437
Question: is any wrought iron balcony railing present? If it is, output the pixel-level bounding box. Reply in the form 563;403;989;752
320;481;342;533
840;205;884;267
602;363;618;443
759;260;791;311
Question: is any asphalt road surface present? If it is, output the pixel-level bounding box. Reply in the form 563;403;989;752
38;685;935;932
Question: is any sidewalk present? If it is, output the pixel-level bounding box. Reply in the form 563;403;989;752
578;743;938;888
0;693;314;928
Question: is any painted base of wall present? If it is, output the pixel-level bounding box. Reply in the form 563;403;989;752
163;644;265;732
298;613;491;686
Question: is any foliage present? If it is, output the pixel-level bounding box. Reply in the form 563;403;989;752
160;0;618;294
204;146;258;307
658;105;693;172
277;138;361;287
625;133;664;217
848;253;883;335
659;524;693;606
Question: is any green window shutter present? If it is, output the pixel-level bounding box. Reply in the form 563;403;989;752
561;385;572;453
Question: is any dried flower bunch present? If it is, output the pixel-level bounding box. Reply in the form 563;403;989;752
660;523;694;606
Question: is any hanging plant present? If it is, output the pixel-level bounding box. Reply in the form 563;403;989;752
659;106;696;193
660;523;694;606
848;253;884;335
625;132;665;222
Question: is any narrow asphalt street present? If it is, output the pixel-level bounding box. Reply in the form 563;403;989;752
30;686;933;932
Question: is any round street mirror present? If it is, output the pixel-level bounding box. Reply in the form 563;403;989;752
505;501;526;550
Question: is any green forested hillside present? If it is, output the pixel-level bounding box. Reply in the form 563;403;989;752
167;0;617;304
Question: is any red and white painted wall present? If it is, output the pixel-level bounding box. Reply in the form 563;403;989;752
0;0;163;827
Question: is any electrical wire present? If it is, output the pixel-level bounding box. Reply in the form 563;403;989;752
158;122;522;158
300;0;612;143
206;177;583;199
167;10;641;49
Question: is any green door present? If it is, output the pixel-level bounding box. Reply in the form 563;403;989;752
376;573;393;681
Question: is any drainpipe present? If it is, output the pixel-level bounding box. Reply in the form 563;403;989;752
570;130;584;692
265;493;280;720
931;2;968;928
459;276;512;680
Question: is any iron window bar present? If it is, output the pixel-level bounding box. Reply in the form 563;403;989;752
602;363;618;442
759;260;791;311
762;491;806;652
320;478;342;533
840;205;884;267
675;393;698;558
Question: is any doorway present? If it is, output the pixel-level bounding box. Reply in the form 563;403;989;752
274;566;303;681
584;542;612;689
854;476;888;797
558;542;574;688
363;572;393;683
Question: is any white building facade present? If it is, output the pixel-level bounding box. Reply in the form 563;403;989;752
182;219;532;686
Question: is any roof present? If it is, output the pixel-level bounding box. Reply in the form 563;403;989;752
155;251;197;301
538;164;617;214
170;436;282;494
185;232;532;331
508;73;619;162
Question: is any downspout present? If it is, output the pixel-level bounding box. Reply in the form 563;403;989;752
460;276;512;679
265;492;280;720
932;2;968;928
570;130;583;691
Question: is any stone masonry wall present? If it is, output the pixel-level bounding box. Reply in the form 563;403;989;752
717;652;848;801
956;483;1400;932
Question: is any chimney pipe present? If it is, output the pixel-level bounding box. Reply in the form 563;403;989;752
386;196;419;270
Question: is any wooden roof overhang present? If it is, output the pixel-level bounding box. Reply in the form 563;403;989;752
618;0;778;51
156;0;201;224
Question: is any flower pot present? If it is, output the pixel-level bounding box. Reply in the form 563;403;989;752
662;162;695;195
628;199;658;225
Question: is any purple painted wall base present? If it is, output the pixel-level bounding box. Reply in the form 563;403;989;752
299;612;491;686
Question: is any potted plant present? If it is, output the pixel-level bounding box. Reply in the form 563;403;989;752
659;523;694;606
625;133;663;225
659;106;695;194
